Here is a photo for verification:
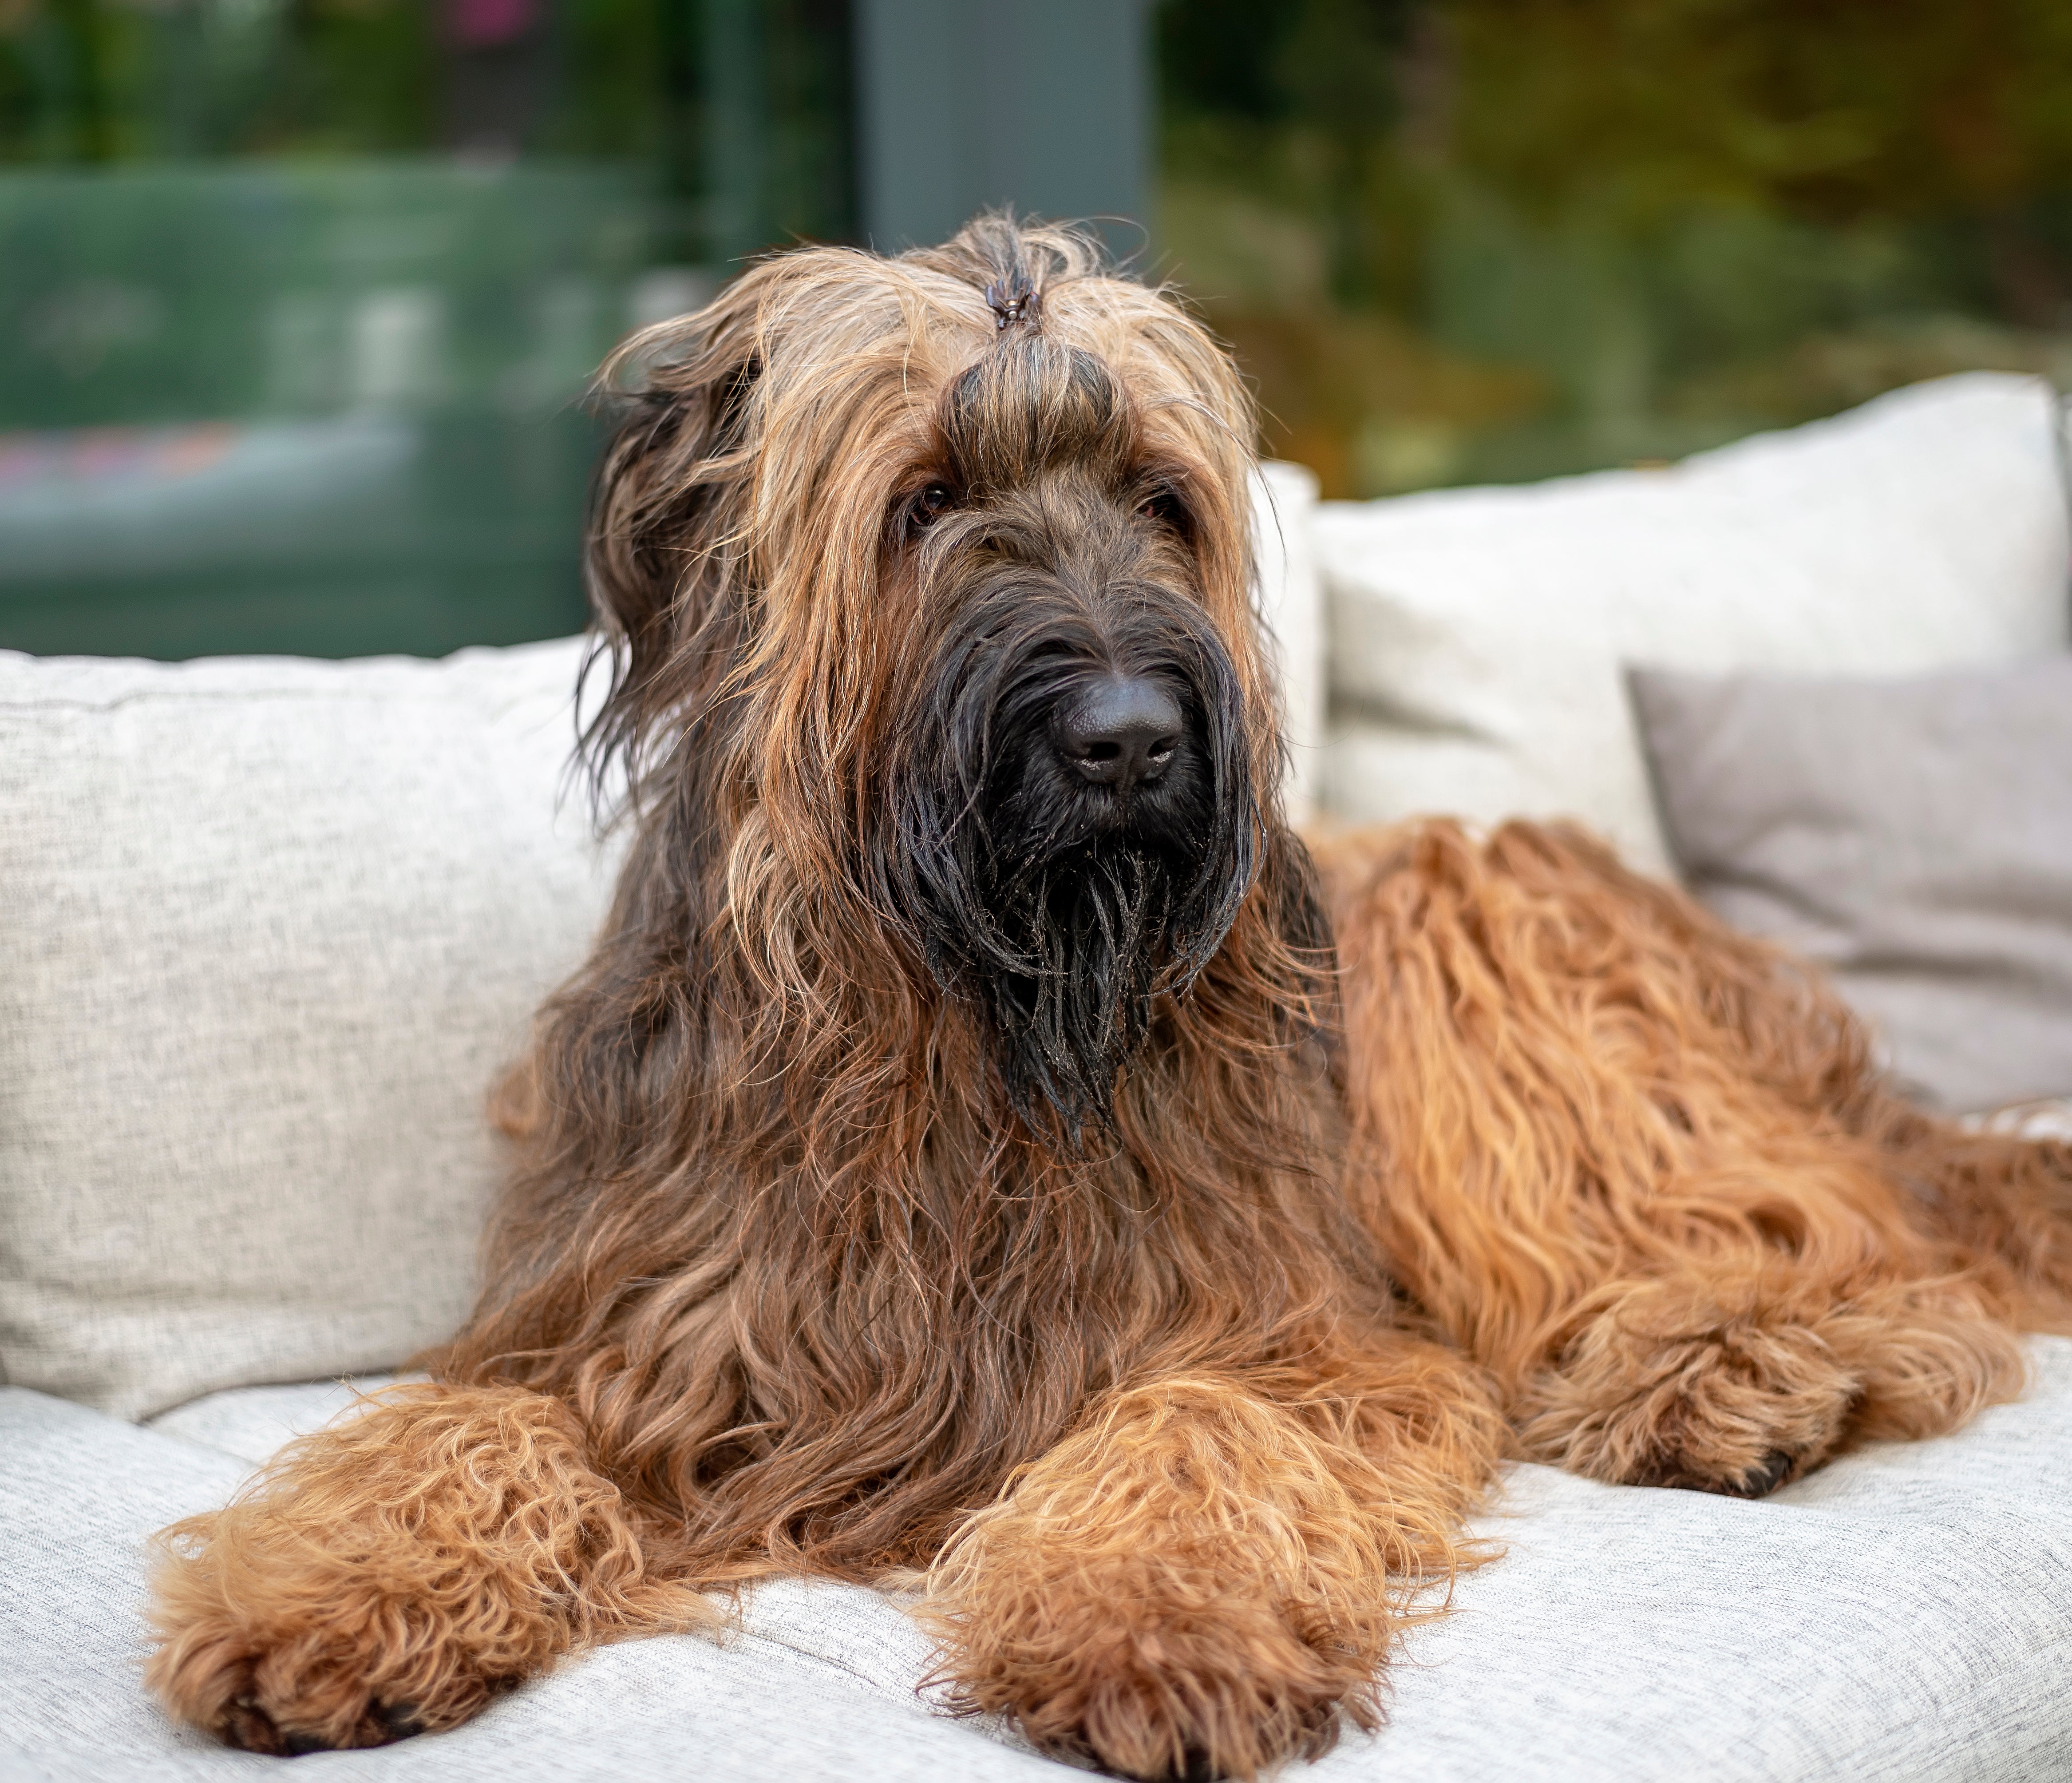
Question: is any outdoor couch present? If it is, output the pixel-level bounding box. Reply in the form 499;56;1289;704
4;372;2070;1783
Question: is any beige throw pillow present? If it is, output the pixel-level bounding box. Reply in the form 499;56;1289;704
0;640;617;1418
1315;374;2071;874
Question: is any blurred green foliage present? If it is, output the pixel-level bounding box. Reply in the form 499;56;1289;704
0;0;850;246
0;0;852;657
6;0;2068;659
1158;0;2072;494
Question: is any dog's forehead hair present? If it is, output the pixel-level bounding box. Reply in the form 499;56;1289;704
937;334;1134;494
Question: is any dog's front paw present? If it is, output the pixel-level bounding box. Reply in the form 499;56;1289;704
190;1657;426;1758
1515;1275;1859;1495
914;1378;1443;1781
933;1591;1362;1781
147;1551;510;1754
146;1502;536;1753
145;1383;696;1754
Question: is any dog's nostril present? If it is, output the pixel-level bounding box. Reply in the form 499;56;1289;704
1053;675;1184;792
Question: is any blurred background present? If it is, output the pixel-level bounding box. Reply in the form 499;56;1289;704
4;0;2070;657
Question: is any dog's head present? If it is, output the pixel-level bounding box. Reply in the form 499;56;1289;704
586;215;1292;1132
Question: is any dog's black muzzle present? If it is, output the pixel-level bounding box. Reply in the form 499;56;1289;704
881;580;1257;1130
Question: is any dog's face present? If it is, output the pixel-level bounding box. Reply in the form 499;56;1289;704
585;219;1283;1131
882;323;1261;1126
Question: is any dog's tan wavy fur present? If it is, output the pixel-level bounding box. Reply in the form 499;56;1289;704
1319;818;2072;1494
146;216;2071;1779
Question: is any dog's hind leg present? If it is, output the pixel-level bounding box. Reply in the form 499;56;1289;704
1506;1259;2023;1491
1315;817;2035;1494
1855;1105;2072;1331
918;1351;1502;1783
146;1382;714;1753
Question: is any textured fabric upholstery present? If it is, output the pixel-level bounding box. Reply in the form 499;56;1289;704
0;1387;1045;1783
1252;459;1325;818
9;1343;2072;1780
145;1375;410;1466
0;639;619;1418
1312;374;2070;874
1631;658;2072;1112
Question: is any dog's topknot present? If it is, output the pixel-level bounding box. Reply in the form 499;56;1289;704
984;271;1036;332
914;210;1105;340
974;209;1043;331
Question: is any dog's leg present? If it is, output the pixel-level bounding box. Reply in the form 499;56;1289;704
1315;817;2034;1494
1864;1111;2072;1329
146;1382;713;1753
1510;1260;2024;1492
919;1353;1499;1782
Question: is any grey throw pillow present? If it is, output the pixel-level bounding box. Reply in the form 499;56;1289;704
1629;657;2072;1114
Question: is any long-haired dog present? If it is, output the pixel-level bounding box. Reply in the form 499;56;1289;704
146;217;2072;1780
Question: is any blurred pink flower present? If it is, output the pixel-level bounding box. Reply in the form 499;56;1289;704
449;0;533;49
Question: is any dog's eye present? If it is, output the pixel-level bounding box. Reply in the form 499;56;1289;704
894;482;957;544
1138;485;1190;534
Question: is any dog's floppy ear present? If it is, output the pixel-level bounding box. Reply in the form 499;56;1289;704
580;281;765;806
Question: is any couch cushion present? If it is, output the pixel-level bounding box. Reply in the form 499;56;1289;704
7;1342;2072;1780
1253;459;1325;818
2003;1098;2072;1141
0;1386;1048;1783
1312;374;2071;874
1630;657;2072;1112
0;639;618;1418
146;1374;410;1465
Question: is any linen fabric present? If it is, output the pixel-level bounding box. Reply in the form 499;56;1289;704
1252;459;1325;819
144;1374;411;1465
1630;657;2072;1113
1312;374;2071;874
9;1340;2072;1781
0;639;619;1418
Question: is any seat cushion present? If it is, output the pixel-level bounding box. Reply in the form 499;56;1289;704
0;1387;1048;1783
10;1340;2072;1780
0;639;619;1419
1311;373;2070;874
146;1374;412;1466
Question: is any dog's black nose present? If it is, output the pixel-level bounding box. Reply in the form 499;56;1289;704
1053;675;1183;791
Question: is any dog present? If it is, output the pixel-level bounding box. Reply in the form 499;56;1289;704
146;215;2072;1781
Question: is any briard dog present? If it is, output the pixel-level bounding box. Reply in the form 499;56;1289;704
147;216;2072;1779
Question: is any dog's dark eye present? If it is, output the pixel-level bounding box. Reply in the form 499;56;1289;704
895;482;957;544
1138;485;1190;534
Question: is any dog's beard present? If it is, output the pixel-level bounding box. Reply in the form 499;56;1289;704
886;595;1257;1134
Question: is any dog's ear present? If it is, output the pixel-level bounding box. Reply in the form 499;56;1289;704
579;284;765;806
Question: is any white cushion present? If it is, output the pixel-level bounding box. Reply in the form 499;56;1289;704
1313;374;2071;873
1252;460;1325;819
10;1338;2072;1779
0;1386;1038;1783
146;1374;411;1465
0;639;618;1419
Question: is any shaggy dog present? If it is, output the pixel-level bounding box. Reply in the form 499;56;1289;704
147;216;2072;1780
